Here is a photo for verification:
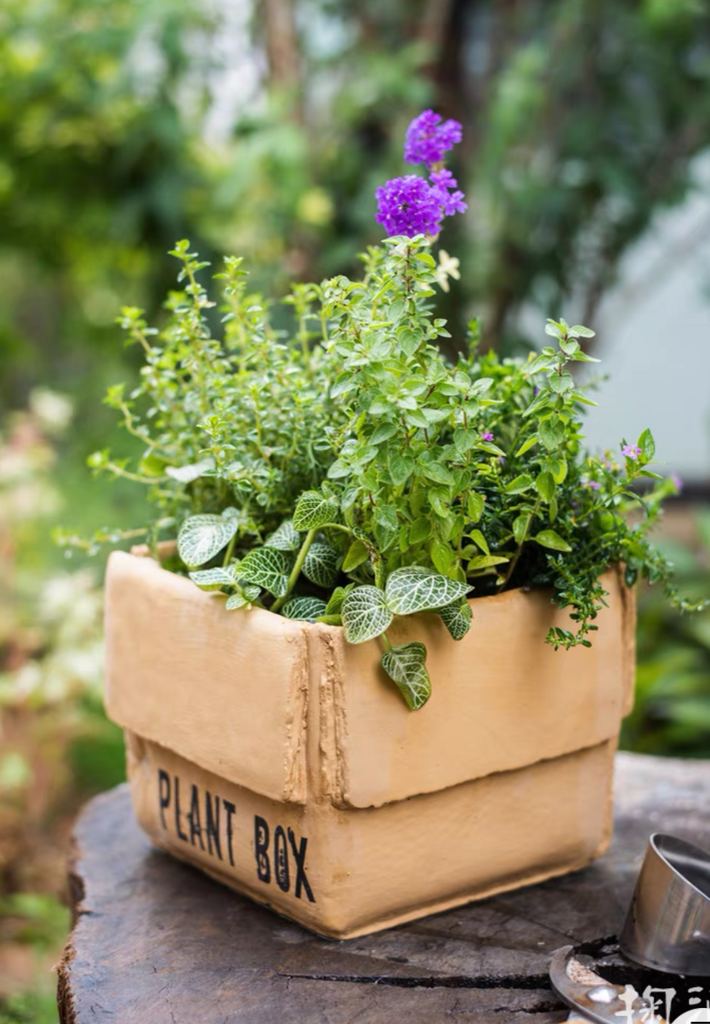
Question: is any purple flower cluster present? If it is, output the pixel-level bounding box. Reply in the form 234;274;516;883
621;444;642;461
375;111;466;239
405;110;463;169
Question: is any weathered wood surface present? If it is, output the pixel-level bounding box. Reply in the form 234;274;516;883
58;752;710;1024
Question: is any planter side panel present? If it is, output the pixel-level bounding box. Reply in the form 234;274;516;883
104;552;310;804
125;730;615;940
316;567;634;808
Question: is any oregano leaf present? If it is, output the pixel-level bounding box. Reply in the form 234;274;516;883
534;529;572;552
342;538;369;573
381;642;432;710
341;586;393;643
385;566;471;615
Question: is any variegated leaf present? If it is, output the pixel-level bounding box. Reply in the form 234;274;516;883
189;566;238;591
439;599;473;641
385;566;471;616
237;547;292;597
281;596;328;622
302;543;340;589
292;491;339;531
341;586;393;644
225;584;261;611
265;519;302;551
178;514;237;568
381;642;432;710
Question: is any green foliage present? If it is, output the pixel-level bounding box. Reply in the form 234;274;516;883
91;229;702;710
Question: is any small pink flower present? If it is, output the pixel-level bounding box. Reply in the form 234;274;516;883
480;430;494;442
583;479;601;491
621;444;642;461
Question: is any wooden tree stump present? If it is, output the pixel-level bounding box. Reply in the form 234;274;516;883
57;752;710;1023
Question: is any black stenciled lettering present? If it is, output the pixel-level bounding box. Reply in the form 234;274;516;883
174;776;188;842
223;799;237;867
274;825;290;893
205;791;222;860
288;828;315;903
189;784;205;850
254;816;270;883
158;769;171;829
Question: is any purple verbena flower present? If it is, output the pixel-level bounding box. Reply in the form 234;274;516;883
583;479;602;491
430;169;467;216
621;444;642;461
375;175;445;237
405;110;462;168
480;430;494;441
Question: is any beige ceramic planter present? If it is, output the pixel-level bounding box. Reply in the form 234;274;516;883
104;550;636;939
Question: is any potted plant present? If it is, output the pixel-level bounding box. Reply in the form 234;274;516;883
89;112;701;938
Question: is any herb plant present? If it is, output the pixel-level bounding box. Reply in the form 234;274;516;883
85;112;704;711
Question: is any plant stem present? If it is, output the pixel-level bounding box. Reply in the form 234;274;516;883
271;528;316;612
381;632;392;652
222;533;237;567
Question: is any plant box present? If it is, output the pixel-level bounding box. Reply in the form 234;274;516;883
104;549;636;939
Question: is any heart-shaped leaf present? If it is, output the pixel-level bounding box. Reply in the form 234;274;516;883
381;642;432;710
342;538;369;573
225;584;261;611
293;491;340;530
189;566;238;591
302;543;340;589
341;586;393;644
439;599;473;641
178;514;238;568
265;519;302;551
281;596;328;622
385;566;471;616
238;547;293;597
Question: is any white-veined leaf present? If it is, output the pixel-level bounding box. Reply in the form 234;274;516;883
189;566;238;591
439;599;473;641
238;547;293;597
265;519;302;551
341;586;393;644
381;642;431;710
178;514;237;568
302;543;341;589
225;584;261;610
385;566;471;616
281;596;328;622
292;491;340;530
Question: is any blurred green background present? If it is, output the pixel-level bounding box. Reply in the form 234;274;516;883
1;0;709;1019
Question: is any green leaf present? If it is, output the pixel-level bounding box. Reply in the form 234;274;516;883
431;539;455;575
468;529;490;555
548;372;574;394
409;518;431;544
539;416;565;451
390;454;414;487
513;513;532;545
439;599;472;641
534;529;572;552
178;514;238;568
638;428;655;462
303;543;340;589
165;457;215;484
265;519;302;551
323;584;353;616
293;491;340;530
467;492;485;523
385;566;471;615
515;434;539;457
535;470;556;502
343;539;369;573
374;505;399;551
189;566;238;591
420;462;454;486
569;324;595;338
467;554;510;570
453;427;478;455
225;584;261;610
370;422;398;445
281;596;328;622
504;473;534;495
559;337;579;356
381;642;431;710
238;547;292;597
476;440;507;457
545;320;564;338
341;586;393;643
